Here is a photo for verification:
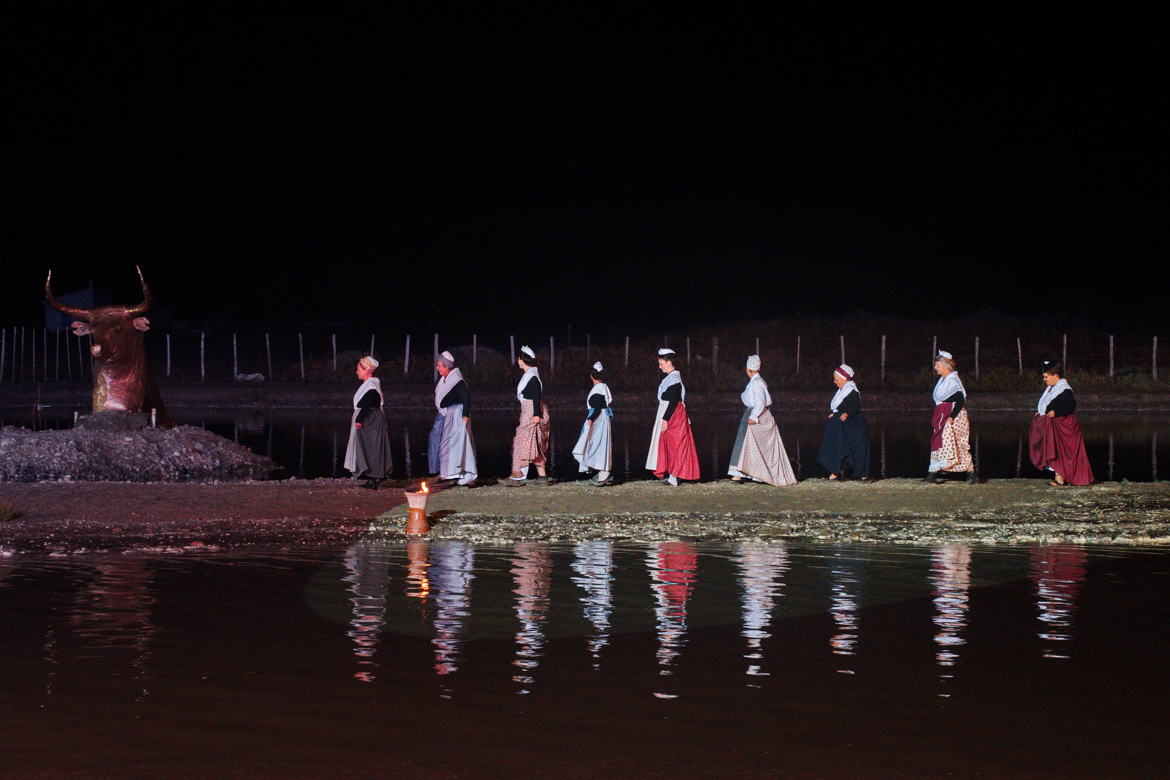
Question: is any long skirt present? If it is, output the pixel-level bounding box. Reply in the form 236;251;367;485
728;408;797;486
645;402;700;481
1029;414;1094;485
344;408;393;480
929;407;974;473
511;399;551;474
428;404;478;479
817;413;870;478
572;412;612;473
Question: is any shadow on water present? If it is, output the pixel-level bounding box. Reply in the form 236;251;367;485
12;407;1170;482
2;541;1169;775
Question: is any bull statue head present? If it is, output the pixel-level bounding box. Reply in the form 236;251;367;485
46;267;172;426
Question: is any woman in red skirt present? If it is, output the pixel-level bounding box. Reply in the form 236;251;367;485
645;348;700;486
1029;361;1094;486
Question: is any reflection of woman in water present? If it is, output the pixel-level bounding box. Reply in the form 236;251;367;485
345;356;392;489
1029;361;1094;486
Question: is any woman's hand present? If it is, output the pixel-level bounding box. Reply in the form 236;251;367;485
354;422;363;429
840;413;849;421
660;420;668;432
1047;410;1055;418
463;416;470;423
747;418;757;425
532;416;542;424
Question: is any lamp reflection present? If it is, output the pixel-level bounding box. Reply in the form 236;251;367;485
1030;545;1087;660
571;540;614;668
734;543;788;681
511;543;552;694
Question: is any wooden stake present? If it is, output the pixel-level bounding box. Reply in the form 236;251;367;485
404;334;411;375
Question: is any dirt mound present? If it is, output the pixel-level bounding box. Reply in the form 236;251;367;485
0;423;277;482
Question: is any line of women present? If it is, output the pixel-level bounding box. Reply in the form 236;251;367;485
343;346;1096;489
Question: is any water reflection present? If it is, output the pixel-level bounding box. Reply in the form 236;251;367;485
1030;545;1087;660
734;543;788;681
828;548;863;674
430;541;474;680
343;542;392;682
571;541;614;667
648;542;698;696
511;543;552;693
931;545;972;695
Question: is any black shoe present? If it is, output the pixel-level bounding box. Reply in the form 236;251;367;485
923;472;941;484
359;479;378;490
965;471;979;484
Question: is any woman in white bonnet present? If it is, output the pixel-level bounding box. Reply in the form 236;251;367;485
507;345;551;484
645;348;699;486
816;363;870;480
727;354;797;485
344;355;393;489
925;350;977;484
572;361;614;485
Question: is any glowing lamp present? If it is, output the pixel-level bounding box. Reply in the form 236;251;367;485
405;481;431;534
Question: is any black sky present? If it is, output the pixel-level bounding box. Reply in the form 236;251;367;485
5;3;1166;332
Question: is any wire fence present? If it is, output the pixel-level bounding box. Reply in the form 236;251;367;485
0;325;1164;392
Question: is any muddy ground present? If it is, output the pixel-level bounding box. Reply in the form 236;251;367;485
4;476;1167;551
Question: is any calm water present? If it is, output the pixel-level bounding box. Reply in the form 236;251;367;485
1;542;1168;776
11;407;1166;482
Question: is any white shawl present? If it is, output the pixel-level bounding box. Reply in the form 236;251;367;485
829;380;859;413
1037;378;1072;413
587;382;613;410
516;366;541;402
657;370;685;403
741;373;771;422
932;371;966;404
353;377;383;409
435;367;465;411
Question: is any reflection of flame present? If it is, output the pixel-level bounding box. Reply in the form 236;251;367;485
421;481;429;493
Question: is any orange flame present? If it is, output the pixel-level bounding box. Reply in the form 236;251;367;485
420;481;429;494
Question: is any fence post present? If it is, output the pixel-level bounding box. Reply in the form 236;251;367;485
473;333;478;364
31;327;35;383
1154;336;1160;381
1017;337;1022;375
932;335;937;361
332;334;337;375
795;335;801;375
755;336;760;357
54;330;60;381
403;334;411;375
686;336;692;366
265;333;273;381
233;333;239;380
1062;333;1068;370
624;336;629;367
1109;335;1115;377
369;334;376;359
166;333;171;377
0;328;5;382
298;333;305;381
974;336;980;379
712;337;718;374
881;334;886;384
200;333;206;382
510;335;516;365
549;336;556;376
839;335;845;366
433;333;439;383
77;331;84;379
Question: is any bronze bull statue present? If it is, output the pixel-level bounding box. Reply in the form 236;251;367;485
46;267;172;426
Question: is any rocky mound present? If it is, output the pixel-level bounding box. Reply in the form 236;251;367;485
0;416;277;482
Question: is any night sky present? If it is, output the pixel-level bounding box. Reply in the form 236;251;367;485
6;4;1165;333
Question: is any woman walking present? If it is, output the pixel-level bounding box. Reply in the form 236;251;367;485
572;361;614;485
344;355;392;489
728;355;796;485
925;350;977;484
1029;361;1094;486
817;364;870;480
508;345;551;484
645;348;699;486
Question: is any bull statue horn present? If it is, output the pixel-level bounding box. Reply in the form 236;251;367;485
45;269;92;321
124;265;152;316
